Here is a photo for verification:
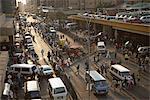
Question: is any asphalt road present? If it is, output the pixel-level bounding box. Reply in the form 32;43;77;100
26;16;149;100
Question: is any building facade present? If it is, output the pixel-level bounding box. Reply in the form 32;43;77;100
0;0;15;51
1;0;16;15
39;0;124;10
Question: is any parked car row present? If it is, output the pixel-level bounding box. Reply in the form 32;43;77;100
80;12;150;24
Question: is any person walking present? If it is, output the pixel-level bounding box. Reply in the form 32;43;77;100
100;64;104;74
94;56;96;62
124;53;129;60
47;51;51;61
97;68;100;74
131;73;136;86
76;64;80;75
122;77;128;88
41;49;44;57
137;74;140;84
32;35;35;42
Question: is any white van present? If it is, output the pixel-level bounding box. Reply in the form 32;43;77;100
48;77;67;100
2;83;10;97
109;64;133;81
138;46;150;56
24;80;41;99
85;70;109;95
8;64;39;75
140;15;150;23
97;41;106;53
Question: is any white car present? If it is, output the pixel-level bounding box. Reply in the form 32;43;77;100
41;65;54;76
140;15;150;23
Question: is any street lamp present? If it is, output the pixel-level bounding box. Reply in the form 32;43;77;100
85;16;101;100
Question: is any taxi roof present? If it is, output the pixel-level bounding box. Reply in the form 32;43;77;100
10;64;36;68
111;64;130;72
97;41;105;46
27;80;39;91
87;70;106;81
48;77;65;88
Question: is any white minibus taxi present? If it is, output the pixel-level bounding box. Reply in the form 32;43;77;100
97;41;106;53
24;80;41;99
9;64;39;75
109;64;133;81
48;77;67;100
85;70;109;95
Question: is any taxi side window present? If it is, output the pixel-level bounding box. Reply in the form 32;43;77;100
15;68;20;72
22;68;29;72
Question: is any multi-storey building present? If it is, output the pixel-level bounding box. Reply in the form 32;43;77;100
39;0;124;10
0;0;14;98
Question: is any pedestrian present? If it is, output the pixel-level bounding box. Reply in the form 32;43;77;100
137;74;140;84
124;53;129;60
85;61;89;71
131;73;136;86
122;77;128;88
93;56;96;62
41;49;44;56
47;51;51;61
100;64;104;74
76;64;80;75
104;62;108;75
97;68;100;74
97;53;100;62
17;71;22;87
9;90;13;99
32;35;35;42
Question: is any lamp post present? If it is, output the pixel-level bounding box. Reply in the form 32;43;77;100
86;16;101;100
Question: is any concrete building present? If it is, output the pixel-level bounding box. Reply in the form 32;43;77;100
16;0;40;13
0;0;15;51
39;0;124;10
24;0;39;13
1;0;16;15
0;0;13;98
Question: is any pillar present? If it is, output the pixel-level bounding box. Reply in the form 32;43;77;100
114;29;118;40
102;25;112;36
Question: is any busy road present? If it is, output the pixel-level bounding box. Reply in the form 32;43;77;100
2;12;149;100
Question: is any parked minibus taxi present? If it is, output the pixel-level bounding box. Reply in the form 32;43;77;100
48;77;67;100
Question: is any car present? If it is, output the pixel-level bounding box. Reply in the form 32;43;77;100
97;41;106;54
117;15;127;20
138;46;150;56
94;15;101;19
126;16;136;21
24;80;41;99
105;16;116;20
49;27;56;33
40;65;54;76
126;18;142;23
140;15;150;23
24;32;31;37
26;43;34;50
83;13;88;16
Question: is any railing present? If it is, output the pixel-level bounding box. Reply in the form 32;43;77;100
68;15;150;36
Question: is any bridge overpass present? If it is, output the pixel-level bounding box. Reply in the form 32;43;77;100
68;15;150;36
68;15;150;45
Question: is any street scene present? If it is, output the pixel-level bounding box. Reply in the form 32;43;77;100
0;0;150;100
